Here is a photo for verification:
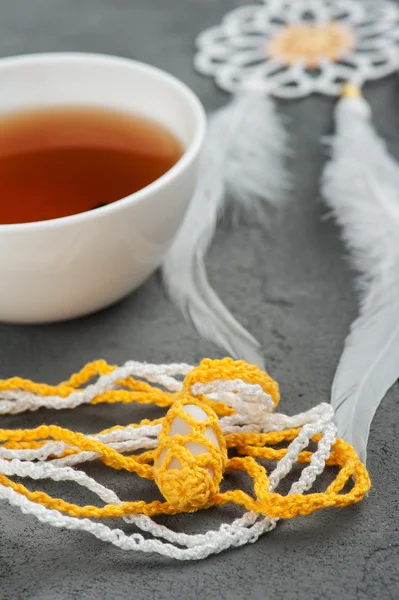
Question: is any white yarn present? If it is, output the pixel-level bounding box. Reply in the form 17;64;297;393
0;361;190;414
192;380;275;411
0;361;337;560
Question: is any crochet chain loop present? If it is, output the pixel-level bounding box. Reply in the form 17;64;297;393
0;357;370;559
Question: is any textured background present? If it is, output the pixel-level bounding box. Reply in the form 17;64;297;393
0;1;398;599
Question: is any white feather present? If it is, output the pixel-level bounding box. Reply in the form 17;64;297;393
162;92;288;367
322;90;399;463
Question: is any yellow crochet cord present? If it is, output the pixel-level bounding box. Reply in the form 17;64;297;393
0;358;370;521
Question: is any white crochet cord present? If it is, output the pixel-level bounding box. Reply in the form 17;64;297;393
0;361;336;560
0;360;192;414
195;0;399;98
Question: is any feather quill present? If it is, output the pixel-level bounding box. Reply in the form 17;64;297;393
162;92;288;367
322;84;399;463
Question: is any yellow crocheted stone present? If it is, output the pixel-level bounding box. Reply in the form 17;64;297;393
153;396;227;511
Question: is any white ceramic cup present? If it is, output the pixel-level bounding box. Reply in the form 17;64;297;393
0;52;206;324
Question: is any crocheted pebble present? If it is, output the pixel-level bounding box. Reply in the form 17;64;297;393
153;397;227;511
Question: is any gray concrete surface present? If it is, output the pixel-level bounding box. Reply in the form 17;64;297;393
0;1;398;599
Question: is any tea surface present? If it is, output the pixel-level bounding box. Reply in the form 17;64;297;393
0;106;183;224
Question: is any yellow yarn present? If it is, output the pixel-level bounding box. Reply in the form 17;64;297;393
0;358;370;521
153;396;227;511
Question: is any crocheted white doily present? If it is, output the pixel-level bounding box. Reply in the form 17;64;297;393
195;0;399;98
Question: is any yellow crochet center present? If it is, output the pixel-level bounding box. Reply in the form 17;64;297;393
0;358;370;521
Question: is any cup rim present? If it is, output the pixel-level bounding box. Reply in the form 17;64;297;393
0;51;207;233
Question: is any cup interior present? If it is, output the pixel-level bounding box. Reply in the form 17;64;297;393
0;52;204;145
0;52;206;228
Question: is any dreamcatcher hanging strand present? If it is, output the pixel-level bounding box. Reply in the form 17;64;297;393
322;83;399;463
162;92;288;367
